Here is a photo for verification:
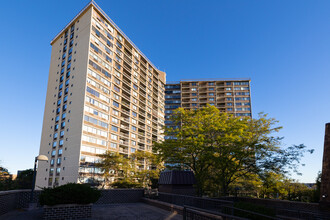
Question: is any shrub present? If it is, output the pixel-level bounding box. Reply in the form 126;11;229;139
111;180;141;188
39;183;101;206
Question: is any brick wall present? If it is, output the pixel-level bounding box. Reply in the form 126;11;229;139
0;188;144;216
321;123;330;208
43;204;92;220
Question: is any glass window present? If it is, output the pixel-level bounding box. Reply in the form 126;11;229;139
59;140;64;146
50;159;54;165
53;141;57;147
62;104;67;111
60;76;64;82
69;48;72;54
226;82;231;85
57;99;61;106
65;79;70;86
113;101;119;108
66;71;70;78
58;149;63;155
62;113;66;120
132;126;137;131
61;122;65;128
61;68;64;75
63;96;68;103
51;150;56;156
67;63;71;70
61;60;65;67
55;116;60;122
64;88;69;94
209;93;214;96
62;53;66;59
110;143;117;148
111;126;118;132
209;88;214;91
192;93;197;96
55;124;59;130
57;158;61;165
59;83;63;90
56;107;61;114
60;131;64;137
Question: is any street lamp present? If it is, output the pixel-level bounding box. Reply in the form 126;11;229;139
30;155;48;203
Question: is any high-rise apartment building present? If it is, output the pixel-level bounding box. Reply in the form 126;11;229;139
36;1;166;188
165;79;251;128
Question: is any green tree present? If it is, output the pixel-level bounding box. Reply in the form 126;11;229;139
14;169;33;189
96;150;164;188
95;151;130;187
154;105;311;196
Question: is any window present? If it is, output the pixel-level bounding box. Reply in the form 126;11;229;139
132;126;137;131
132;119;137;124
69;48;72;54
110;143;117;148
56;168;61;175
60;131;64;137
191;88;197;91
62;104;67;111
55;116;60;122
53;141;57;147
113;94;119;100
191;82;197;86
50;159;54;165
65;79;70;86
111;134;117;140
209;93;214;96
227;108;233;111
226;88;231;91
227;103;233;106
192;98;197;101
209;98;214;101
113;101;119;108
111;126;118;132
132;112;137;117
131;141;136;146
56;107;61;114
192;103;197;107
112;118;118;124
64;88;69;94
58;91;62;98
68;55;72;62
59;140;64;146
57;158;61;165
57;99;61;106
113;109;119;116
53;133;58;139
67;63;71;70
226;98;232;101
60;76;64;82
131;133;136;138
61;60;65;67
226;93;232;96
209;88;214;91
192;93;197;96
63;96;68;102
51;150;56;156
131;148;136;153
55;124;59;131
208;82;214;86
226;82;231;85
59;83;63;90
61;122;65;128
61;68;64;75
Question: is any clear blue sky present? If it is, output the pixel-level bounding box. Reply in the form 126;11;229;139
0;0;329;183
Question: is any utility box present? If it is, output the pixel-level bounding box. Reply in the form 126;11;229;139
158;170;196;195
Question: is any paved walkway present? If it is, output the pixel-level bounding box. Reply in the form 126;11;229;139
0;203;182;220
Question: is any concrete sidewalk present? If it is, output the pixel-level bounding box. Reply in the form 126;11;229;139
0;203;182;220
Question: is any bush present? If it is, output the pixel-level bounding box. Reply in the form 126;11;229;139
111;180;141;188
39;183;101;206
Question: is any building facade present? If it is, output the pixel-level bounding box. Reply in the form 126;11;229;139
165;79;251;128
36;1;166;188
